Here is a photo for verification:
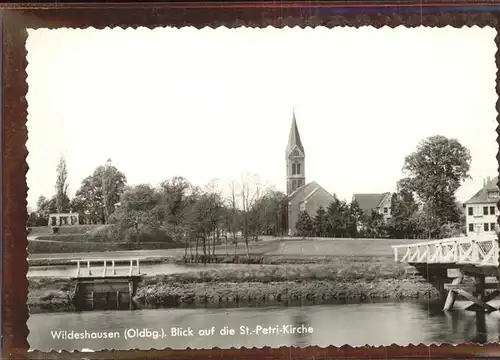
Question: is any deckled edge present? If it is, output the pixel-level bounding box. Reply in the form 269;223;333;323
4;5;499;359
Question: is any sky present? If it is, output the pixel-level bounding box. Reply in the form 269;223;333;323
25;26;498;210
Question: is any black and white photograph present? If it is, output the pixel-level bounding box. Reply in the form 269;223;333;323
25;26;498;351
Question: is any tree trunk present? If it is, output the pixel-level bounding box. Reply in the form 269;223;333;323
212;225;217;256
224;232;228;256
203;233;207;256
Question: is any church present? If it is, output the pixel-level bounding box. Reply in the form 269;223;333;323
285;110;335;236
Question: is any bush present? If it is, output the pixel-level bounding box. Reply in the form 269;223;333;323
122;227;174;243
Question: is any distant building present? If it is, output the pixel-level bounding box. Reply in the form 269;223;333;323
352;192;392;222
49;212;80;227
285;110;335;236
464;176;499;236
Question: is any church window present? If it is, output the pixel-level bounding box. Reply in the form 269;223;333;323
292;163;297;175
298;179;303;187
296;163;301;174
292;180;297;189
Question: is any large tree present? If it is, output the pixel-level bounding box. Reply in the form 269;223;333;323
387;189;421;239
73;162;127;224
238;173;267;257
253;189;287;237
157;176;194;227
109;184;161;243
325;196;349;237
401;135;471;228
55;156;70;213
35;195;57;226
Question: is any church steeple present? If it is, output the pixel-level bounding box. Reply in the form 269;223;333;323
285;109;306;195
286;109;305;157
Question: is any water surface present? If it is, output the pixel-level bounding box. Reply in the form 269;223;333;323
28;300;500;351
28;263;276;278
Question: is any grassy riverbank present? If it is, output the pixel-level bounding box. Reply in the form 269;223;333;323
28;257;440;314
135;279;438;309
135;259;438;307
28;277;74;313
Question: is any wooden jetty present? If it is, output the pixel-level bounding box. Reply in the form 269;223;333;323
392;235;499;312
70;258;143;311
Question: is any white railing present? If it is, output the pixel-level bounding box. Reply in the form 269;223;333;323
74;258;141;278
392;236;499;267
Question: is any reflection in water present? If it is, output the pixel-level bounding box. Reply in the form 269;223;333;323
474;311;487;344
292;309;311;347
28;300;500;351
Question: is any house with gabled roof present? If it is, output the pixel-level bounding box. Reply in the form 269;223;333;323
285;110;335;235
464;176;499;236
352;192;392;222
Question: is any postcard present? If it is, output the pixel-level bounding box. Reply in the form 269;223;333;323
25;26;498;351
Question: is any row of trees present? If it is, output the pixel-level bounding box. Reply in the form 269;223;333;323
293;135;470;239
30;135;473;245
31;158;127;227
29;158;291;256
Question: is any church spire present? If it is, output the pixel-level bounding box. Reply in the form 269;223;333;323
286;109;305;158
285;109;306;195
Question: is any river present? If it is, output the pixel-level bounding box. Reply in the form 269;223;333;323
28;300;500;351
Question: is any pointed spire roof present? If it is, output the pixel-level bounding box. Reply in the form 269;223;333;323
286;109;305;156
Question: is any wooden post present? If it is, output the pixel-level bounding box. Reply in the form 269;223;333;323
472;240;479;263
393;247;398;262
116;290;120;309
136;258;140;274
474;275;486;304
112;260;116;275
87;261;92;276
103;260;107;277
129;260;133;276
76;261;81;277
128;280;134;310
443;269;463;311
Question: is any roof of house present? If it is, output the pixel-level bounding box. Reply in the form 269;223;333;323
285;110;305;157
287;181;333;203
464;177;499;204
352;192;391;216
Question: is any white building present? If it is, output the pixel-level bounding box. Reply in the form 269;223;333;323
464;177;499;236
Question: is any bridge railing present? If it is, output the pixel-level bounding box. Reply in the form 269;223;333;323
74;258;141;278
392;235;499;267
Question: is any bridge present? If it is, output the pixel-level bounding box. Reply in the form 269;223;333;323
70;258;144;311
392;235;499;312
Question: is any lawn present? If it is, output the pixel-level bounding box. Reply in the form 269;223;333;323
267;238;422;257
